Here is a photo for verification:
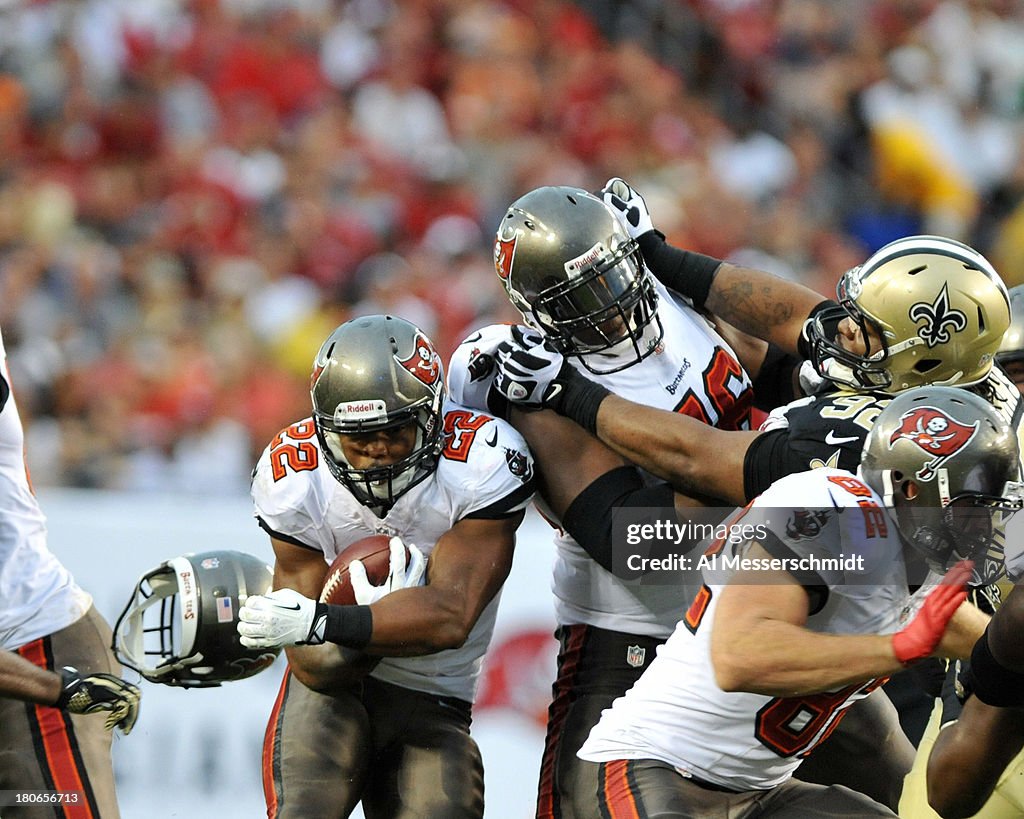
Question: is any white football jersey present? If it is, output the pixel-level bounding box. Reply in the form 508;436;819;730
578;468;911;790
0;329;91;650
449;281;754;637
251;399;534;702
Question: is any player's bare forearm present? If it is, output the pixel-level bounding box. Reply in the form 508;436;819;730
712;617;902;697
510;408;627;519
271;536;380;690
705;263;825;356
594;395;753;505
712;558;903;696
0;650;60;705
357;584;489;655
927;696;1024;818
361;515;519;657
935;600;989;660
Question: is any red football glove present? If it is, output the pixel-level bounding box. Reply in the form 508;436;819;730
892;560;973;666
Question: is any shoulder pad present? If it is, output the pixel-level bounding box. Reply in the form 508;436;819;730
447;324;514;412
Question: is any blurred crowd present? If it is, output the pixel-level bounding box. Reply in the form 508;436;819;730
0;0;1022;493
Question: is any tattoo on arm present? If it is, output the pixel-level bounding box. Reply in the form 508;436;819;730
710;273;796;330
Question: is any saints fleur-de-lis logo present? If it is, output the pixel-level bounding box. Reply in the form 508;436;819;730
908;284;967;348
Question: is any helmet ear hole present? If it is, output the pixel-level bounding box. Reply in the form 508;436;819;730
900;479;918;501
913;359;941;374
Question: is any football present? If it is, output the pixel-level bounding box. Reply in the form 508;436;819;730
319;534;406;606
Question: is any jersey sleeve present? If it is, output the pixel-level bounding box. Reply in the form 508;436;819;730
745;470;891;591
742;391;889;500
250;424;332;553
446;324;514;416
440;404;535;520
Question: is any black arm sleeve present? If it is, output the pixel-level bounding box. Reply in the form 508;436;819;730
561;466;679;578
751;344;801;412
968;628;1024;707
742;429;802;502
637;231;722;309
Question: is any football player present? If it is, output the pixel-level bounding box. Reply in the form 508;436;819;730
898;283;1024;819
234;315;535;819
449;183;833;819
926;583;1024;818
486;181;1019;811
573;386;1020;817
0;326;139;818
501;183;1016;510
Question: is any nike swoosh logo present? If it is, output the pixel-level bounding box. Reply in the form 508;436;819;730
485;428;498;447
276;603;302;611
825;430;860;445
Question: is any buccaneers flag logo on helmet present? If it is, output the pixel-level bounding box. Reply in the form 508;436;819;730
888;406;979;480
494;235;517;282
396;332;442;387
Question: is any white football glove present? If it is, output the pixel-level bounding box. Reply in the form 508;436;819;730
349;537;427;605
237;588;323;649
494;326;573;408
599;177;655;240
797;358;828;397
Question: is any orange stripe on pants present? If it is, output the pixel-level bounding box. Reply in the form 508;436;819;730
536;624;588;819
262;667;292;818
18;639;96;819
600;760;643;819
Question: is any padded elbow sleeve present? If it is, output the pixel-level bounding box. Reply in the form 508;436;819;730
969;628;1024;708
637;232;722;309
562;467;678;578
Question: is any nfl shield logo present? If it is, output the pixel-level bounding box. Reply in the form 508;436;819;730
626;645;646;668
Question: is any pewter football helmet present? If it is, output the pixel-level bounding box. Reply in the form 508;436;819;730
494;186;662;374
861;387;1023;582
113;550;280;688
807;236;1010;392
310;315;445;510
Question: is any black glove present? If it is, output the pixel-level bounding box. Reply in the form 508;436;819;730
56;667;141;734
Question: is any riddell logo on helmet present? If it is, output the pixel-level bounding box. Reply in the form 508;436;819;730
888;405;979;480
336;400;388;423
564;243;607;277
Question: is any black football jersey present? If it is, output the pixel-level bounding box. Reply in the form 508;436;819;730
743;364;1024;502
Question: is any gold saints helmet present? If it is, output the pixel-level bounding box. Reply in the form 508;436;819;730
996;284;1024;369
806;235;1010;392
